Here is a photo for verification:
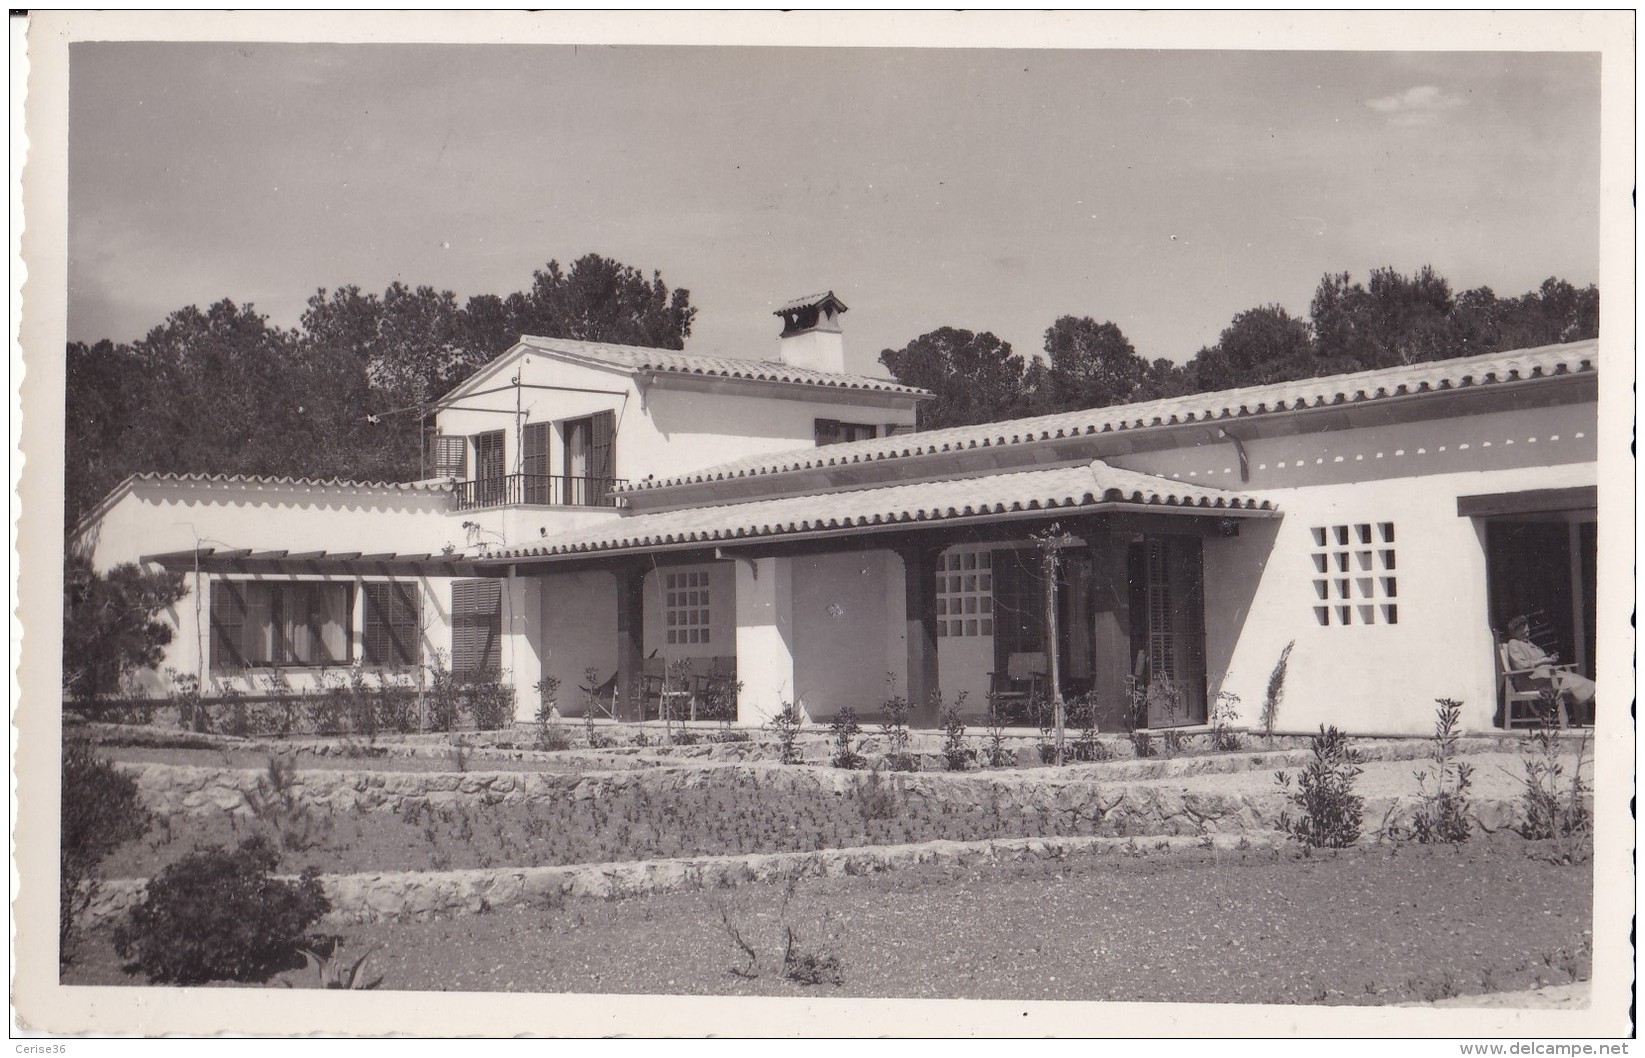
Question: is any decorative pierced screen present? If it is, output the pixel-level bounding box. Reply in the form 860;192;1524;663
1311;522;1398;626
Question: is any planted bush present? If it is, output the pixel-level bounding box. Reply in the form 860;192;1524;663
61;739;150;969
113;835;330;984
1275;725;1364;849
1519;712;1591;862
878;676;919;772
828;707;865;770
764;701;803;763
1398;698;1474;844
939;699;974;771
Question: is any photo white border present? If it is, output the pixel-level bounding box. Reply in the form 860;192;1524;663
12;9;1636;1038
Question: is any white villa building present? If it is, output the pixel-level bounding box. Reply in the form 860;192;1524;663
70;292;1601;736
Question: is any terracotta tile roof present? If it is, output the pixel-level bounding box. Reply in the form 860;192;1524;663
493;459;1275;560
627;340;1597;494
774;290;846;314
516;335;929;397
117;470;451;493
71;471;450;540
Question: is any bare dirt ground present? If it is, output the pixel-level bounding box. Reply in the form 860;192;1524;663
65;834;1592;1005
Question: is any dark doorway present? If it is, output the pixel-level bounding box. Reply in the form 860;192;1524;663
1126;536;1208;727
1485;515;1597;679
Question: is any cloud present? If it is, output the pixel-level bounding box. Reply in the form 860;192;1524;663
1364;85;1468;126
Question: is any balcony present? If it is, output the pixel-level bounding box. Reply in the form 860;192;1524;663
453;473;627;511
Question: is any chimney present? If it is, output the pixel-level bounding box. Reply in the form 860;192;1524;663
774;291;848;374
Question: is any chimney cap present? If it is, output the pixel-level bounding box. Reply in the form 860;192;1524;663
774;290;849;316
774;291;848;338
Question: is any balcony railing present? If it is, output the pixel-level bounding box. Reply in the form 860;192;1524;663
453;473;627;511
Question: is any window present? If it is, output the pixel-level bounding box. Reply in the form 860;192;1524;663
210;580;351;670
814;419;879;446
429;435;467;479
472;430;506;505
563;410;617;505
451;579;502;679
935;550;993;637
1311;522;1397;626
363;582;422;667
884;423;915;437
665;570;711;645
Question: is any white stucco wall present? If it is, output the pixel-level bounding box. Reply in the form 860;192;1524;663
432;348;918;514
537;570;619;718
790;550;903;720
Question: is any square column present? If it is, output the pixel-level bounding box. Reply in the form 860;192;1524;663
614;563;647;722
501;574;543;725
733;556;795;724
897;541;943;727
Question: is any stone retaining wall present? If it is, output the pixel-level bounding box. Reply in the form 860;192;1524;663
114;738;1512;823
85;832;1289;928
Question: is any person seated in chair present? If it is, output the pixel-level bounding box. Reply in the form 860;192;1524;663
1504;615;1596;726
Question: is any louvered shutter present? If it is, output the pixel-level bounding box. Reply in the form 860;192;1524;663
210;579;247;671
522;422;552;504
431;435;467;479
364;584;391;665
391;581;422;666
589;410;616;504
451;580;501;679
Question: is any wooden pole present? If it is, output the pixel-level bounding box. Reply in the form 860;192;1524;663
1042;546;1065;767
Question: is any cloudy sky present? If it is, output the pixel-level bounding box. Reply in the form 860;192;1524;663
67;43;1600;377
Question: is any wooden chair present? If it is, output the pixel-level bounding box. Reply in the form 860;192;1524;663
1496;639;1575;729
641;657;696;722
987;651;1047;723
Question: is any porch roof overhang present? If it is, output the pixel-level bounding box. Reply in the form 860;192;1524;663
140;548;485;579
484;459;1278;569
1456;485;1597;518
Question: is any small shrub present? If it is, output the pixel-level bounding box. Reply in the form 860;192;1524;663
424;651;460;732
1210;689;1242;752
1129;730;1156;758
939;695;973;771
1262;641;1296;743
1518;712;1592;862
60;739;150;969
1065;694;1112;762
1397;698;1474;844
828;707;865;770
708;727;752;744
113;835;331;984
1275;725;1364;849
246;753;331;853
466;673;517;731
981;697;1012;768
168;671;209;733
855;765;900;820
767;700;805;764
535;672;562;726
673;730;702;747
877;674;920;771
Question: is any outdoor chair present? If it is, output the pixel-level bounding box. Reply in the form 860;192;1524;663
641;657;696;722
1495;637;1575;729
987;651;1047;724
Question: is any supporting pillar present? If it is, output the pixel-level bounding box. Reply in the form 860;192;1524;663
614;562;646;722
1085;523;1135;732
897;540;943;727
502;574;543;725
733;556;794;724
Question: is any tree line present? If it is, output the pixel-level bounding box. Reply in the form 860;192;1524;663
879;268;1598;431
66;257;1595;528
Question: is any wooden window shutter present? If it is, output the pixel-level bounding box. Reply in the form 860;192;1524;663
363;584;391;665
814;418;841;446
210;579;247;671
589;411;616;491
392;581;422;666
451;579;501;678
522;422;552;504
431;435;467;479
